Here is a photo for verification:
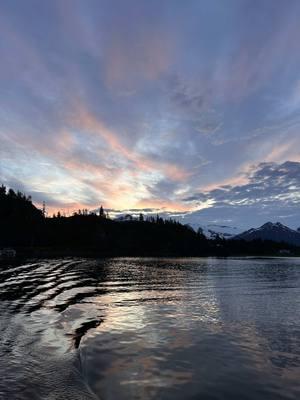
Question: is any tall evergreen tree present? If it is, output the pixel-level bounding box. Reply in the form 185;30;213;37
99;206;104;218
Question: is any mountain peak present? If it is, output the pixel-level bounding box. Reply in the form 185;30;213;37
261;221;286;229
234;222;300;246
261;222;274;228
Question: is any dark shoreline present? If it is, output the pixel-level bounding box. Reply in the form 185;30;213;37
2;187;300;261
2;246;299;264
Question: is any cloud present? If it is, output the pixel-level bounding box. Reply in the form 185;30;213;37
181;161;300;228
185;161;300;205
1;1;300;219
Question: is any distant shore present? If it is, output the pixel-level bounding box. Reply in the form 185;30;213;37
1;246;299;263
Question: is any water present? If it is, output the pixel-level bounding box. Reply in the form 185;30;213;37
0;257;299;400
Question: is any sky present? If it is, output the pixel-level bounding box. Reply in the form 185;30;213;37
1;0;300;228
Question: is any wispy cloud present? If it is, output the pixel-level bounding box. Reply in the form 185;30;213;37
1;0;300;225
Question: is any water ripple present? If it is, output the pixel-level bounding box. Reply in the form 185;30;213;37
0;257;300;399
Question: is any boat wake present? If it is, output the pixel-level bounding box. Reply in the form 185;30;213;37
0;258;102;400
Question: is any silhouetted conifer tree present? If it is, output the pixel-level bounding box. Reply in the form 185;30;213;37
99;206;104;218
8;188;16;198
42;201;46;218
0;184;6;197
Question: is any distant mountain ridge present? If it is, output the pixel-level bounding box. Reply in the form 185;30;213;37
193;224;242;239
95;210;300;246
111;213;300;244
106;211;243;239
233;222;300;246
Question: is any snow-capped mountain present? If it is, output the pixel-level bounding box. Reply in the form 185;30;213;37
195;224;242;239
111;212;242;239
233;222;300;246
114;214;135;221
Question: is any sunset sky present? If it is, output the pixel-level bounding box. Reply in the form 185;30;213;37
1;0;300;228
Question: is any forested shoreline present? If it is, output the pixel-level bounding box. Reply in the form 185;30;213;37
1;185;299;258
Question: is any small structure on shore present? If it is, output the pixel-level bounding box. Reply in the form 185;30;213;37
279;249;292;256
0;248;17;259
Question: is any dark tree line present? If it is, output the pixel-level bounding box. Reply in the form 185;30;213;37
1;185;299;258
0;185;43;247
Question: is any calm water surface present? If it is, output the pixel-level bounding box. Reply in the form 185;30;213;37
0;257;299;399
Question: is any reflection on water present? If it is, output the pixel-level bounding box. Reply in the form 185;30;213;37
0;257;299;399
